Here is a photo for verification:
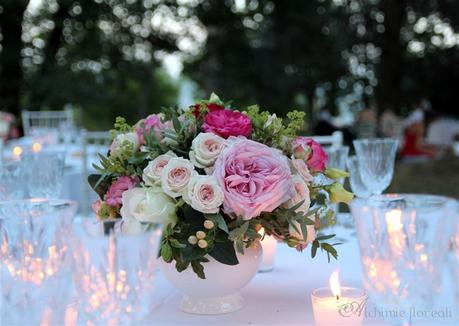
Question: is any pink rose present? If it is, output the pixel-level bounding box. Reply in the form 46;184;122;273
135;114;165;144
105;176;138;207
202;109;252;138
213;137;294;219
290;159;314;183
292;137;328;172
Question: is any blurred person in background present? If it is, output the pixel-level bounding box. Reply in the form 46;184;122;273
425;112;459;151
314;106;337;136
379;107;403;139
354;106;377;139
401;105;438;161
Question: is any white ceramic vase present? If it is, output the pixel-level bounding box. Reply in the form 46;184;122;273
159;241;262;315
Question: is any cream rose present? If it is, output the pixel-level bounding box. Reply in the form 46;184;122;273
161;157;197;198
290;159;314;183
110;132;140;157
183;175;224;214
189;132;225;169
120;187;177;234
142;151;177;186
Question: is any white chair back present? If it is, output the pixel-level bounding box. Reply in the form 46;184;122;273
21;109;74;136
309;131;343;151
81;130;112;217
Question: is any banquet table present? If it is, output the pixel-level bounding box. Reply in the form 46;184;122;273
138;215;458;326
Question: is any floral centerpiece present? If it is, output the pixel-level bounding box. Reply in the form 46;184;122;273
90;94;353;280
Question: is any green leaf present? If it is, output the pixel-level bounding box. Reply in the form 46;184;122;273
161;243;173;263
209;240;239;266
175;260;189;272
321;243;338;262
316;234;336;241
191;261;206;279
169;238;186;249
206;213;229;234
235;239;244;254
311;240;319;258
172;113;182;133
88;174;111;200
228;221;249;241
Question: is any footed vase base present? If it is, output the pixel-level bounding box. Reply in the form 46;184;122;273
180;293;244;315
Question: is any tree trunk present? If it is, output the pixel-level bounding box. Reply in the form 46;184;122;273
376;0;406;116
29;0;72;108
0;0;29;115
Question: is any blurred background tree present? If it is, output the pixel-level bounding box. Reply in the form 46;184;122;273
0;0;458;129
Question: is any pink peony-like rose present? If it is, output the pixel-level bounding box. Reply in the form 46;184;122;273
292;137;328;172
105;176;138;207
202;109;252;138
290;159;314;183
135;114;165;144
213;136;294;219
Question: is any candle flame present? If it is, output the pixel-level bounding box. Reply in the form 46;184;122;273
385;209;403;232
32;142;42;152
329;269;341;299
13;146;23;157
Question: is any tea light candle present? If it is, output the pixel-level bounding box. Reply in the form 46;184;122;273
311;270;367;325
32;142;42;153
258;228;277;272
385;209;406;256
12;146;23;160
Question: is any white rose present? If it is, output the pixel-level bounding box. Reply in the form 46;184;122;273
189;132;225;169
183;175;224;214
284;175;315;244
161;157;197;198
120;187;177;234
290;159;314;183
110;132;140;157
142;151;177;186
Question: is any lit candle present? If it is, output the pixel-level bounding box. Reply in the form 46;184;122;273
12;146;23;159
32;142;42;153
258;227;277;273
385;209;406;256
311;270;367;325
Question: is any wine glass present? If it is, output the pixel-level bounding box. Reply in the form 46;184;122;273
346;156;371;199
70;219;163;325
353;138;398;195
22;151;66;198
0;161;26;200
0;198;77;324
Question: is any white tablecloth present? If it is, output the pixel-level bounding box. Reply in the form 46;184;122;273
146;219;458;325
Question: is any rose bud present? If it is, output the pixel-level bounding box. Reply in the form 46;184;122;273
198;239;208;249
188;235;198;245
204;220;215;230
196;231;206;240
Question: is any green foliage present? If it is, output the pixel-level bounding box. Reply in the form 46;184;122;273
159;204;236;279
246;105;305;151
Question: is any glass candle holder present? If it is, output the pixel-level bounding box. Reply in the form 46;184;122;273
0;198;77;324
311;287;367;325
351;194;457;322
70;219;163;325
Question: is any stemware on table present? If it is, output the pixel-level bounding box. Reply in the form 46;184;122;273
346;156;371;199
353;138;398;195
0;161;26;200
70;219;163;325
0;199;77;324
351;194;457;324
22;150;66;198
